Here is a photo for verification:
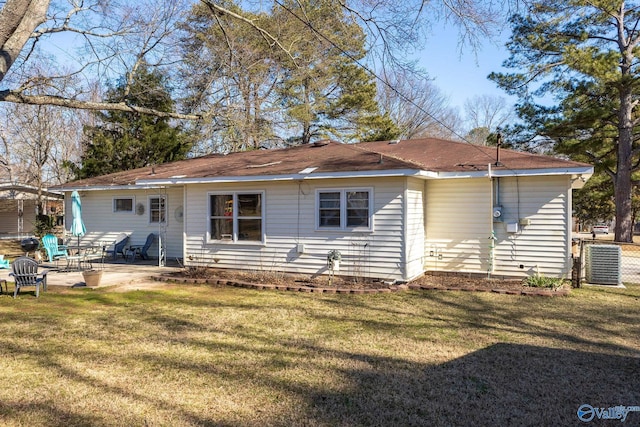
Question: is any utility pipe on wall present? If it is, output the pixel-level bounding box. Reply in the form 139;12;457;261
488;164;495;277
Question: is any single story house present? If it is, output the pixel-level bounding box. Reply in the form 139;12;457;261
50;138;593;281
0;182;63;237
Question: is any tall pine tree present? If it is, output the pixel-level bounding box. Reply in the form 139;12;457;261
74;64;191;179
490;2;640;242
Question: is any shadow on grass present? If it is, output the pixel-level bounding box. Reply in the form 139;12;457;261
304;343;640;426
0;286;638;425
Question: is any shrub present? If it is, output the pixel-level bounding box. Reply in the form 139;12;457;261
523;274;565;289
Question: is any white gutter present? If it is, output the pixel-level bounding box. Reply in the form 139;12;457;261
52;184;170;192
136;169;425;186
435;166;594;179
136;166;593;185
54;165;594;191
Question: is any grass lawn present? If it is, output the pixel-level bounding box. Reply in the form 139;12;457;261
0;284;638;426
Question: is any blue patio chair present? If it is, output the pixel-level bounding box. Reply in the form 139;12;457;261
41;234;68;263
0;255;9;269
126;233;156;262
9;256;47;297
103;233;129;260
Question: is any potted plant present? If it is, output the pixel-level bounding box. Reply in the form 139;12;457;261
81;268;103;287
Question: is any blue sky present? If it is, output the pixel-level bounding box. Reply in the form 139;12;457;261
416;23;514;112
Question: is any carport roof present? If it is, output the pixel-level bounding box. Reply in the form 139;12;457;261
0;182;63;199
51;138;593;190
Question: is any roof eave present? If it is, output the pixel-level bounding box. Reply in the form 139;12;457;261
136;169;427;186
437;166;594;179
52;184;167;192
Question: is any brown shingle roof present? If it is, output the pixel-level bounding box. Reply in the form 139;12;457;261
52;138;592;190
357;138;589;172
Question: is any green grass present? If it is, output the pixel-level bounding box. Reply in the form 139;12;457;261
0;284;638;426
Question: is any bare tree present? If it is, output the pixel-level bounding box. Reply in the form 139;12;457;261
202;0;511;70
0;0;516;121
0;63;83;187
378;70;462;139
463;94;513;144
0;0;199;119
178;2;282;153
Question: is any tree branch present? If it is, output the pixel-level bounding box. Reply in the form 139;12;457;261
0;0;49;80
0;90;203;120
200;0;299;67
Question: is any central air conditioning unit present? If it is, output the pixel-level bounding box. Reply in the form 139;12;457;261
585;244;622;285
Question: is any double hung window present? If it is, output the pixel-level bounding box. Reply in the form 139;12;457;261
149;196;166;223
317;189;372;230
209;192;264;242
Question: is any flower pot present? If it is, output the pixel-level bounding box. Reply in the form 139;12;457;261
82;270;103;287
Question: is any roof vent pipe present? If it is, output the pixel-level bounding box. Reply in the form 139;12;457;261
495;133;503;166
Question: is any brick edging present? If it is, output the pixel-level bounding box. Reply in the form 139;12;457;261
151;275;570;297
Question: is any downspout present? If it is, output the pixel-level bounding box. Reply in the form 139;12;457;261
488;164;496;278
402;178;408;281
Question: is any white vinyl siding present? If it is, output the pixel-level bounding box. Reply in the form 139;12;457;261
424;175;572;278
492;175;571;277
63;188;183;259
405;178;426;280
184;177;406;281
0;200;37;235
425;178;492;273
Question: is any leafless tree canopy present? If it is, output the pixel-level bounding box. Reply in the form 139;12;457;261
377;69;462;139
0;0;200;119
463;94;513;144
1;0;515;119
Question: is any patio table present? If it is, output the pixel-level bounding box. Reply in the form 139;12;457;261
64;244;104;271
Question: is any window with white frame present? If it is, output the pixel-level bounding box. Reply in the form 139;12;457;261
209;192;264;242
317;189;372;230
113;197;134;213
149;196;166;223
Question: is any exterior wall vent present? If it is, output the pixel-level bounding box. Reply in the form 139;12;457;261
585;244;621;285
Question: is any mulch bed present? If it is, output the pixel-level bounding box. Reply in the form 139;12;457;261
152;269;571;297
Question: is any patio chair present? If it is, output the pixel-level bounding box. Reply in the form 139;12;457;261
0;255;9;269
9;256;47;297
126;233;156;262
41;234;68;263
103;233;130;260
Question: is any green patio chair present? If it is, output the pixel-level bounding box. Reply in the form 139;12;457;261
41;234;68;263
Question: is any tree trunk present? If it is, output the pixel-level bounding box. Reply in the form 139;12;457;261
615;87;634;242
0;0;50;82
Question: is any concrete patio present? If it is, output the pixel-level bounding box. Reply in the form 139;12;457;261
0;258;182;290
